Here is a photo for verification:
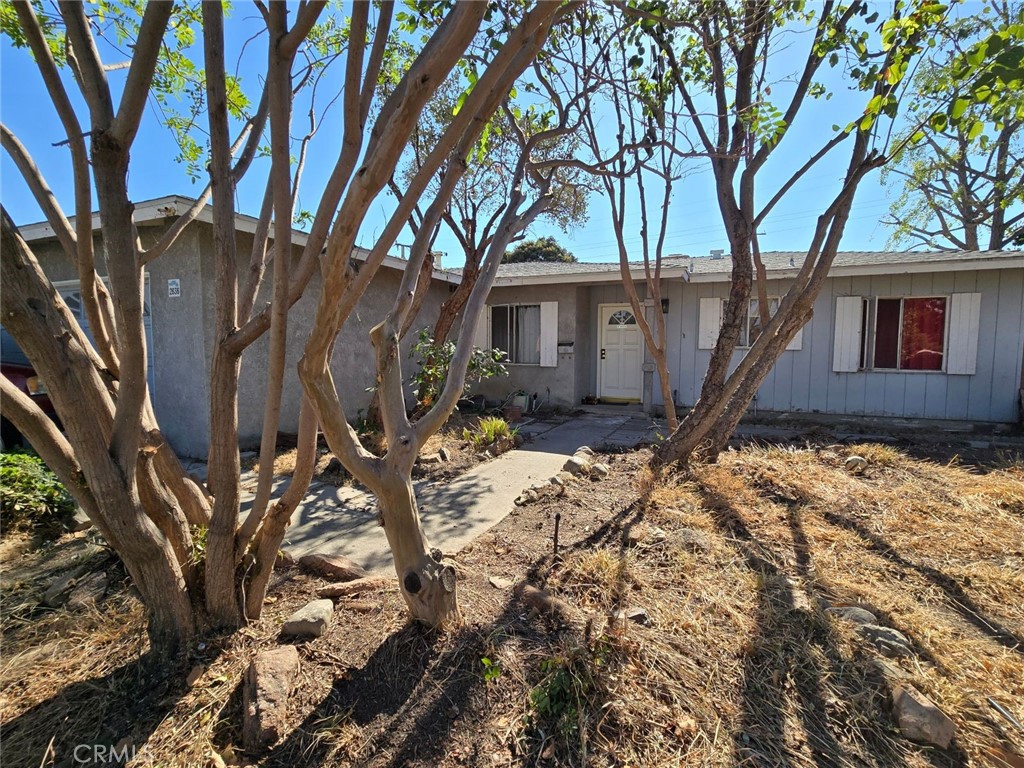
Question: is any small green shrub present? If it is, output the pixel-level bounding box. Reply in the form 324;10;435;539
408;328;508;408
481;656;502;683
462;416;514;449
528;640;606;741
0;451;76;533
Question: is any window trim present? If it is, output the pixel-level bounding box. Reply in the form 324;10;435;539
861;294;950;373
489;302;543;366
712;296;798;354
737;295;780;349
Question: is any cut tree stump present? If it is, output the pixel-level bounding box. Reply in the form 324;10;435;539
242;646;300;752
298;553;367;582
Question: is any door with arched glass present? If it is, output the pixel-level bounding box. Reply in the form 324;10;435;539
598;304;642;402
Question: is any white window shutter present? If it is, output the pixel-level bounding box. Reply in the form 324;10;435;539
786;327;803;351
698;297;722;350
946;292;981;375
832;296;862;372
539;301;558;367
473;305;490;349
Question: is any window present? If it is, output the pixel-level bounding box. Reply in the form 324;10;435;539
740;296;780;347
697;296;802;351
862;297;946;371
491;304;542;364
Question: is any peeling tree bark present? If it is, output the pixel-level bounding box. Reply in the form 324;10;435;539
2;211;194;659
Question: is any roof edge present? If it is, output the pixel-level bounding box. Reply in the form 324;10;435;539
16;194;461;285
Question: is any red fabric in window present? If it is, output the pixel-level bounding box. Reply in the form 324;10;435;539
874;299;901;369
901;298;945;370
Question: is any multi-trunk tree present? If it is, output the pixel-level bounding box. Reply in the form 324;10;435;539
297;1;606;624
613;0;1009;467
0;0;578;660
577;19;691;429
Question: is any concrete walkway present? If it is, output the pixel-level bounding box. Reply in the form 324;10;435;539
270;412;659;574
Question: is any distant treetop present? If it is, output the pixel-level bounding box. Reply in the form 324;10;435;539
503;236;577;263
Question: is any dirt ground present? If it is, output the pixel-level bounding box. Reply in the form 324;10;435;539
2;436;1023;768
252;411;512;488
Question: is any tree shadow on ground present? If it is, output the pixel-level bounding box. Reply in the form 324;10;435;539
261;497;644;768
821;505;1024;656
1;653;194;768
695;483;965;768
261;600;525;767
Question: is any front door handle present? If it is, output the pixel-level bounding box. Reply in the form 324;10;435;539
600;348;606;360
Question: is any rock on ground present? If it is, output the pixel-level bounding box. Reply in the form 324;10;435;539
42;565;92;608
891;685;956;749
317;577;389;598
827;605;877;625
488;575;513;590
860;624;914;657
298;553;367;582
591;462;610;479
845;455;868;474
677;528;712;553
66;571;109;610
563;456;592;477
243;645;300;752
282;599;334;638
69;508;93;532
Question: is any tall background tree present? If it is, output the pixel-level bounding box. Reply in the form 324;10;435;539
503;235;579;263
883;2;1024;251
577;16;692;429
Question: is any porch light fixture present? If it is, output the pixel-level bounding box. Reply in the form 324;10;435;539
661;298;669;313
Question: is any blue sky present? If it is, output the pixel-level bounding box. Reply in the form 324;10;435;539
0;4;938;268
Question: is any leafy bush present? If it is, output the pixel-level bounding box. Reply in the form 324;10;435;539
462;416;513;449
0;451;76;533
409;328;507;408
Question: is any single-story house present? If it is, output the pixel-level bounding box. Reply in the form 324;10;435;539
18;195;460;458
15;193;1023;461
470;250;1024;424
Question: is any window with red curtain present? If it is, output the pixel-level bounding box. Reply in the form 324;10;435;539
900;297;946;370
871;297;946;370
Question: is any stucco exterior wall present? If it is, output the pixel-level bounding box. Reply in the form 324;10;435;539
28;220;452;458
471;283;579;408
231;253;450;449
31;224;213;456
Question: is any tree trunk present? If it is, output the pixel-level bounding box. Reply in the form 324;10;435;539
1;212;195;659
244;398;318;619
377;464;460;626
202;0;244;629
652;345;678;429
703;305;815;460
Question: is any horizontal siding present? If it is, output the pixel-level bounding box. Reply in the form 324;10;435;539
672;268;1024;423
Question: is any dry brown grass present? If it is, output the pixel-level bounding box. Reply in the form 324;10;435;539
618;442;1024;767
3;443;1022;768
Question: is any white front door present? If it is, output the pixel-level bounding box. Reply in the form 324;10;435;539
598;304;643;402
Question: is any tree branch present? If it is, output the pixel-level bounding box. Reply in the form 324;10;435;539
110;0;173;146
1;123;77;259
